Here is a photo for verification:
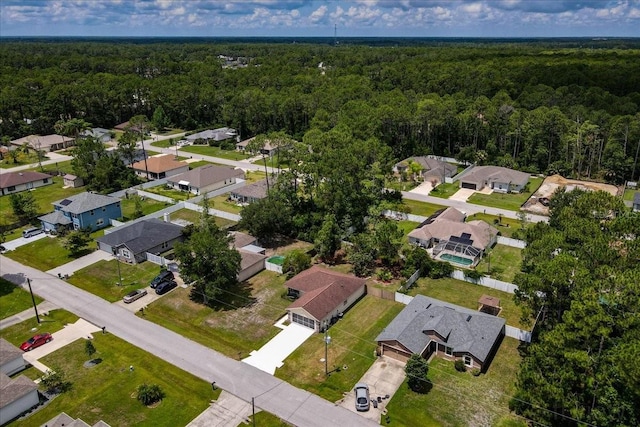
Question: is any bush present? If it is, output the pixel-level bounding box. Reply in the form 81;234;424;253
137;383;165;405
454;359;466;372
40;367;72;394
428;260;454;279
472;368;481;376
464;269;483;281
283;250;311;279
405;354;430;393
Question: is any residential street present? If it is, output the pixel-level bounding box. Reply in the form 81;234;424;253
0;255;378;427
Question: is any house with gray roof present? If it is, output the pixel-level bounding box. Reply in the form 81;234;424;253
459;165;530;193
39;192;122;233
376;295;505;372
97;218;184;264
186;128;237;144
10;134;74;152
394;156;457;183
81;127;112;143
228;179;269;204
230;231;267;282
41;412;111;427
167;165;244;196
0;338;26;376
633;192;640;212
0;372;38;425
0;171;53;196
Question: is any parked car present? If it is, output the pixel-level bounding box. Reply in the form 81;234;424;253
150;270;174;288
22;227;44;238
155;280;177;295
354;383;370;411
0;244;6;252
20;333;52;351
123;288;148;303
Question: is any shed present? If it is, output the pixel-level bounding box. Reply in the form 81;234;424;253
478;295;501;316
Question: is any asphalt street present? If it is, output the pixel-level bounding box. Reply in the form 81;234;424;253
0;256;378;427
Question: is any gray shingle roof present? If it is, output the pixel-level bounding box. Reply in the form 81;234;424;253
634;192;640;205
97;218;183;255
167;165;243;189
461;166;529;187
230;179;269;200
53;192;120;215
186;128;237;141
0;372;38;408
0;338;23;365
396;156;457;177
376;295;505;363
38;210;72;225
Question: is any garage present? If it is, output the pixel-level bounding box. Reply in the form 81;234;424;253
461;182;477;190
380;344;410;362
291;312;316;330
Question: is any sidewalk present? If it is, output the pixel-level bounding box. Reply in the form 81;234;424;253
46;250;113;277
0;301;59;330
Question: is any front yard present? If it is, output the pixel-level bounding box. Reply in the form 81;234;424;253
0;309;79;347
476;244;523;283
142;270;290;358
275;295;405;402
384;337;525;427
407;277;529;329
428;182;460;199
401;199;447;218
180;145;250;161
467;177;543;211
5;236;93;271
0;278;44;319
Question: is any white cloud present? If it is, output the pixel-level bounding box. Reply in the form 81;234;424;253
310;5;327;22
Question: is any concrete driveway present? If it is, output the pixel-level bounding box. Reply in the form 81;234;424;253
242;315;314;375
449;188;476;202
1;232;50;252
338;356;407;422
408;181;434;196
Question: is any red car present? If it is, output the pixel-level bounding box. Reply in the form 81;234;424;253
20;333;52;351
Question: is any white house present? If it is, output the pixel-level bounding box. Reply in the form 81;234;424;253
0;171;53;196
167;165;244;196
0;373;39;425
0;338;26;376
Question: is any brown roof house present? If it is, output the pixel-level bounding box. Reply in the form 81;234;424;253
10;134;74;152
0;171;53;196
236;137;280;157
167;165;244;196
131;154;189;180
376;295;505;372
408;207;498;267
458;165;530;193
229;179;269;204
394;156;457;183
285;266;367;332
230;231;267;282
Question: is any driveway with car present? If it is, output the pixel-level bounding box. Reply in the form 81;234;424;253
339;356;407;422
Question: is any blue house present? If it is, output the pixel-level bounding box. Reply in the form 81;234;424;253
39;192;122;233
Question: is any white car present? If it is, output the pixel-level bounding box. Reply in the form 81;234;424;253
123;288;148;304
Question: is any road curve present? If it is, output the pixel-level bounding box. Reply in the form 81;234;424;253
0;256;377;427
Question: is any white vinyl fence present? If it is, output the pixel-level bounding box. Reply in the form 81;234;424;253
146;252;169;266
265;261;283;274
451;269;519;294
497;236;527;248
183;201;241;222
137;189;175;203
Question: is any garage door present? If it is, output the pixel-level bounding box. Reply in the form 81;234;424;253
291;313;316;330
461;182;476;190
382;344;410;362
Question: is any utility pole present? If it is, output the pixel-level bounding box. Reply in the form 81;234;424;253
113;248;123;286
324;330;332;376
27;278;41;324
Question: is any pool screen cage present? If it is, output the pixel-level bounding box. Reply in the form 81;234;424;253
432;239;481;264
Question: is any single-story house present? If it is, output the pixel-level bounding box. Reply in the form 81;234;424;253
408;207;498;267
0;145;17;160
0;372;39;425
230;231;267;282
0;338;26;376
228;179;269;204
0;171;53;196
10;134;74;152
39;192;122;233
633;192;640;212
63;174;84;188
459;166;529;193
394;156;457;182
81;127;112;143
130;154;189;180
376;295;505;372
285;266;367;332
167;165;244;196
186;128;238;144
97;218;184;264
42;412;112;427
235;137;279;157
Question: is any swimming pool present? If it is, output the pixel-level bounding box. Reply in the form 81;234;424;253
267;255;285;266
439;253;474;266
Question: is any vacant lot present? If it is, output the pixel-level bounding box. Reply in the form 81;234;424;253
385;337;525;427
0;278;44;319
467;177;543;211
408;277;528;329
275;295;404;402
180;145;250;161
401;199;447;218
476;244;523;283
143;270;289;358
5;236;93;271
119;197;170;220
170;208;236;228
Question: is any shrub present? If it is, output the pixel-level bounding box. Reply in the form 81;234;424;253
472;368;481;376
40;367;72;394
405;354;430;393
85;340;96;360
454;359;466;372
464;269;483;281
428;260;454;279
137;383;165;405
283;250;311;279
377;269;393;282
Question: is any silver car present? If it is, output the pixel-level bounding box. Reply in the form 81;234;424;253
123;288;148;304
354;383;370;411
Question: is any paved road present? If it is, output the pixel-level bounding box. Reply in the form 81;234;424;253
401;191;549;223
0;256;378;427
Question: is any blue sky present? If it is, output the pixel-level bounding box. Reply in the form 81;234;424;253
1;1;639;37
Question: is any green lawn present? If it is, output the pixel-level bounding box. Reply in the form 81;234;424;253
466;213;525;239
250;411;290;426
5;236;94;271
156;128;185;136
170;208;236;228
143;270;290;358
150;139;174;148
67;260;162;302
245;171;267;183
476;244;523;283
401;199;447;218
385;180;420;192
408;277;529;329
384;338;525;427
0;152;42;169
9;333;214;427
188;160;214;169
0;278;43;319
180;145;250;161
251;155;291;170
623;188;638;202
143;185;194;202
0;309;79;346
467;177;543;211
120;197;170;220
207;194;243;214
275;296;405;402
397;220;420;237
429;182;460;199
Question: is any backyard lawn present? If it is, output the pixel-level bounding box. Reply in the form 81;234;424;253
67;260;163;302
120;197;170;220
142;270;290;358
9;333;214;427
623;188;638;201
170;208;237;228
143;185;194;201
467;177;543;211
207;194;243;214
408;277;529;329
180;145;250;161
476;244;523;283
384;337;525;427
466;213;525;239
428;182;460;199
397;220;420;237
245;170;267;183
5;236;94;271
0;278;43;319
275;295;405;402
0;309;79;347
401;199;447;218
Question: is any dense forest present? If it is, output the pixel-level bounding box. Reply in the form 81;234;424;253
1;39;640;183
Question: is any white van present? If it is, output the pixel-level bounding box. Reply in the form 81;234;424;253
22;227;44;238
